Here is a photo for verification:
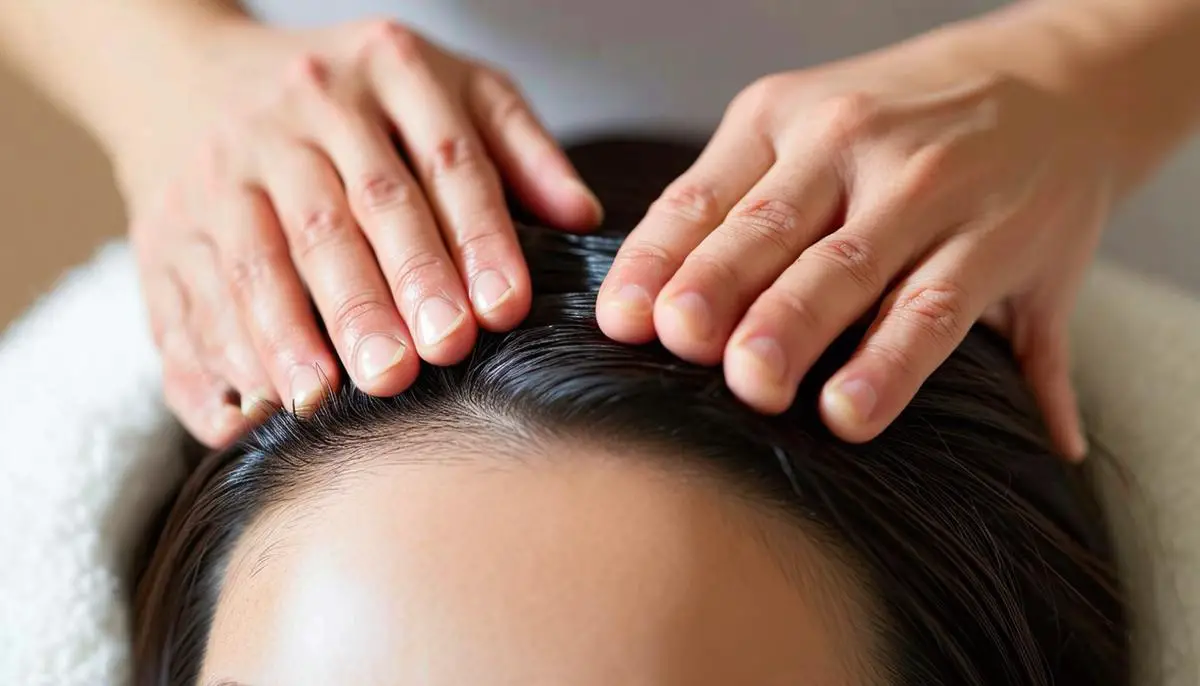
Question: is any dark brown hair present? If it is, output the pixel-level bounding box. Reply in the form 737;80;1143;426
133;138;1129;686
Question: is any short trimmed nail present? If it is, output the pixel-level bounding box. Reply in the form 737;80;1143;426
823;378;878;425
289;365;325;415
1067;430;1089;462
417;296;465;347
566;178;604;222
665;292;713;340
240;389;273;420
609;283;653;314
356;333;406;382
738;337;787;385
471;270;513;314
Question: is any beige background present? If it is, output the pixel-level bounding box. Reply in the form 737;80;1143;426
0;63;125;330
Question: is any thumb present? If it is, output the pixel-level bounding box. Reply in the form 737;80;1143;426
1015;315;1088;462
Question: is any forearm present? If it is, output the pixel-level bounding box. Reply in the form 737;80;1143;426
957;0;1200;190
0;1;247;156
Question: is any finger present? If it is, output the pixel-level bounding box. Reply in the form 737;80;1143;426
142;264;248;444
309;108;477;365
211;184;339;415
654;152;842;364
369;46;527;335
465;66;602;229
256;141;423;390
724;192;941;413
815;234;994;441
597;122;774;343
154;296;249;446
1011;315;1089;461
172;235;279;420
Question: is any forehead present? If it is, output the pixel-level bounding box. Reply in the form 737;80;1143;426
200;444;878;686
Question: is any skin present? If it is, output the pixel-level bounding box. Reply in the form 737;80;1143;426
1;0;1198;454
596;0;1200;461
199;443;881;686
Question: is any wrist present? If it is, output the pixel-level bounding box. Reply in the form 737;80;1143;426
96;11;263;157
946;0;1200;190
105;18;278;195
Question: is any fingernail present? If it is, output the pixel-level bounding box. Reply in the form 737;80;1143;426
664;291;713;340
289;364;325;416
822;377;878;425
736;336;787;385
356;333;407;382
1067;430;1089;463
471;269;513;314
566;178;604;223
240;388;274;421
417;296;466;347
608;283;653;315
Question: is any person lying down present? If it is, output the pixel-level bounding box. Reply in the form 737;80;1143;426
132;139;1128;686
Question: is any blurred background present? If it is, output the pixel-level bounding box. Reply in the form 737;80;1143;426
1;61;1197;332
0;62;124;329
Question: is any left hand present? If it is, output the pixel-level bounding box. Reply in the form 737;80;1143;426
596;32;1118;460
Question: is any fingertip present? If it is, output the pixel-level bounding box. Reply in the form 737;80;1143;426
819;375;882;443
351;333;421;396
562;177;605;228
1065;431;1090;463
654;291;722;365
239;387;279;423
208;403;251;448
725;336;793;414
470;268;531;332
596;282;657;344
288;361;338;417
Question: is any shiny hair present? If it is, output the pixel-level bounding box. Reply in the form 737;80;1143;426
133;138;1128;686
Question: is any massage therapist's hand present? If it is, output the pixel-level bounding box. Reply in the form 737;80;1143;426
598;26;1121;460
116;19;602;446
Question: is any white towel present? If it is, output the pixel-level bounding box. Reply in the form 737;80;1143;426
0;243;1196;685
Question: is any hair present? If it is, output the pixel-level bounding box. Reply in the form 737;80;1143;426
133;137;1129;686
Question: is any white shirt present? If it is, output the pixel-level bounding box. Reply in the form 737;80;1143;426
242;0;1200;292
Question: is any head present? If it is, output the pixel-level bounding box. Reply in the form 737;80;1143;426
134;138;1128;686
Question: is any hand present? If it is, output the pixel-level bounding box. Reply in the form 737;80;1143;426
597;34;1117;460
118;18;602;446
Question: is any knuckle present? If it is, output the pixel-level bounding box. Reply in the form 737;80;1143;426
806;234;884;293
454;225;511;260
652;182;723;225
681;251;741;291
616;241;674;272
424;135;488;180
353;171;415;214
889;281;971;347
288;208;356;258
901;140;957;200
860;338;922;380
361;19;425;65
726;198;802;253
284;54;331;94
483;76;530;130
330;291;392;336
388;250;453;300
762;286;824;334
225;249;287;297
819;92;883;148
731;74;789;125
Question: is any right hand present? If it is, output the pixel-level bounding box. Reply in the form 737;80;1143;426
116;18;602;446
